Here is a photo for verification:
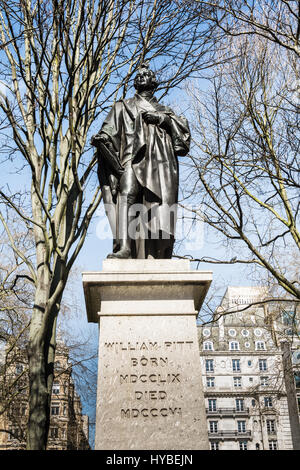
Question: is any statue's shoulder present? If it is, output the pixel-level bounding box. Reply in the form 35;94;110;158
121;96;136;106
153;98;174;114
162;104;174;114
112;97;136;110
113;100;124;109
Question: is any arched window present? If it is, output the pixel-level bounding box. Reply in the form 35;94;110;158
255;341;266;351
203;341;214;351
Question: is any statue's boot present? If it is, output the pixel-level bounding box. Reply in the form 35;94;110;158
107;246;131;259
107;199;132;259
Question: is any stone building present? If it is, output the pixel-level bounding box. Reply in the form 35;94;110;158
0;343;90;450
199;286;300;450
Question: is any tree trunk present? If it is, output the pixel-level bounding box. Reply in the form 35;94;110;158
26;271;62;450
27;330;50;450
27;296;60;450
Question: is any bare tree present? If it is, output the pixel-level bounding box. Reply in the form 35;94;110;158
189;0;300;58
0;0;218;449
182;33;300;301
0;223;32;445
0;228;98;449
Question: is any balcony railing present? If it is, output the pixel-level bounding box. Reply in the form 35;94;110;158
208;430;251;439
206;407;250;416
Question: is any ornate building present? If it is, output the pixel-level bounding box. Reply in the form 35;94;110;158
0;343;90;450
199;286;300;450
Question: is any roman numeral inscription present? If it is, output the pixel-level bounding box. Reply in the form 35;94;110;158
120;373;181;384
103;339;195;419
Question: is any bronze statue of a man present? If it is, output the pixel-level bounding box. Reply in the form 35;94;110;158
91;63;190;259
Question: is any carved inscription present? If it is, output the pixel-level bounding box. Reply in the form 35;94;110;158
103;339;195;419
121;408;182;418
135;390;167;400
131;357;168;367
120;373;180;384
104;341;194;352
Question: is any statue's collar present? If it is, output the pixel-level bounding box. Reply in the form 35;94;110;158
136;91;157;103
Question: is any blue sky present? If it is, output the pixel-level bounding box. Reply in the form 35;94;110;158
1;74;259;449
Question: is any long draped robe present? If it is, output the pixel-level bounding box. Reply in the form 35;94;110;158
96;93;190;258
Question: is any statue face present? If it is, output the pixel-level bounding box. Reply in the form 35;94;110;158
134;68;157;91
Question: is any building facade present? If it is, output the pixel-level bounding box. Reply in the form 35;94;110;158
199;286;300;450
0;344;90;450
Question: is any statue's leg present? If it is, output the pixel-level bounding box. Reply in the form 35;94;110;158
107;164;140;259
146;232;174;259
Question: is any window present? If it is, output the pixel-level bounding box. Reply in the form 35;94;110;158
50;427;59;439
208;399;217;412
236;398;244;411
15;364;23;375
232;359;241;372
206;377;215;388
203;341;213;351
51;403;60;415
11;404;26;416
269;440;278;450
255;443;260;450
233;377;242;388
264;397;273;408
282;311;294;326
210;441;219;450
239;441;248;450
260;376;269;387
8;428;21;441
251;399;256;407
255;341;266;351
229;341;240;351
294;372;300;389
259;359;267;371
205;359;214;372
52;382;60;395
266;419;276;435
237;420;246;433
209;421;218;433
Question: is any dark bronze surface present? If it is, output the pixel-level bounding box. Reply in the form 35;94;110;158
92;63;190;259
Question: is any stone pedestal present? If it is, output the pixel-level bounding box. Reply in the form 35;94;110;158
82;259;212;450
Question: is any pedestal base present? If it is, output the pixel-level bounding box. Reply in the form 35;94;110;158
82;260;212;450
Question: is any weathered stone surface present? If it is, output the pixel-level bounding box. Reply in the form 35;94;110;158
82;260;212;450
82;259;212;323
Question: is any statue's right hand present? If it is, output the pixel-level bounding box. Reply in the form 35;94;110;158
91;134;99;146
91;133;109;147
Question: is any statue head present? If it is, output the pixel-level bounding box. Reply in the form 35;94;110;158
134;62;158;92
